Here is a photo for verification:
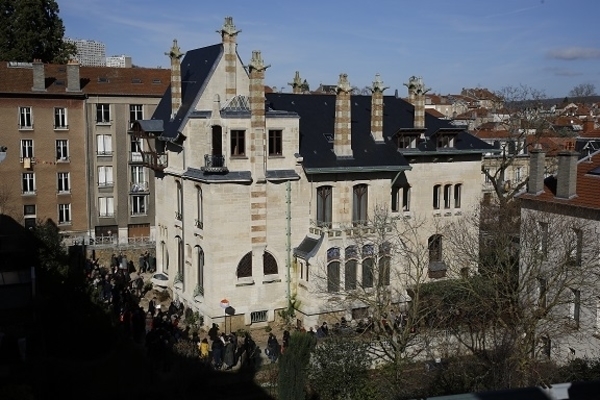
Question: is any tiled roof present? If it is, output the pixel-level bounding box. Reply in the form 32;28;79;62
519;150;600;210
0;62;170;96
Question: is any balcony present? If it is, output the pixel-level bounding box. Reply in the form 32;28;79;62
141;151;167;171
129;151;144;163
201;154;228;173
130;181;149;193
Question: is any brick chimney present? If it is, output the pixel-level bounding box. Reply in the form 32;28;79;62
66;59;81;92
370;73;388;143
404;76;428;129
527;147;546;195
31;59;45;91
556;149;579;199
334;73;352;158
581;116;596;136
248;50;269;182
219;16;241;100
165;39;184;119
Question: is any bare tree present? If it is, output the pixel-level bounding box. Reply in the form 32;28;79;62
441;204;600;390
569;83;597;100
483;84;550;207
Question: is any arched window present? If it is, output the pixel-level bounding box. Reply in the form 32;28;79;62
443;184;452;209
237;252;252;278
264;251;278;275
327;261;340;293
362;244;375;288
176;235;184;281
317;186;332;228
196;186;203;229
353;184;368;226
196;246;204;296
433;184;441;209
379;242;392;286
345;246;358;290
454;184;462;208
160;240;169;273
428;234;443;264
176;181;183;220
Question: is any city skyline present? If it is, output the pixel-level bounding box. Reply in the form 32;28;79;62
59;0;600;98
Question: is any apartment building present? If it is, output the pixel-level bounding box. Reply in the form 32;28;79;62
134;17;494;329
64;38;106;67
0;60;169;242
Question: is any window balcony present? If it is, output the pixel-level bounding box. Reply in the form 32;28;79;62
130;181;149;193
141;151;167;171
201;154;228;173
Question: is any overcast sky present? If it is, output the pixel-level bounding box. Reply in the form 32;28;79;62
60;0;600;99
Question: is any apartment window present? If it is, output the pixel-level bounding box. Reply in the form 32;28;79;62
57;172;70;193
538;278;547;309
570;288;581;327
437;135;453;148
129;104;143;127
22;173;35;194
443;184;452;209
433;184;441;209
98;166;113;187
21;139;33;159
56;140;69;161
264;251;278;275
131;166;147;192
196;186;203;229
353;184;368;226
515;167;523;183
268;129;282;156
98;197;115;217
237;252;252;278
96;103;110;124
54;107;68;129
454;184;462;208
58;203;71;225
196;246;204;296
231;129;245;156
251;310;268;323
345;260;357;291
23;204;36;229
176;236;184;280
19;106;33;129
97;134;112;155
131;195;147;215
327;261;340;293
316;186;332;228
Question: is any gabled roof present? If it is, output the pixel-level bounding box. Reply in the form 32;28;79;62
0;62;169;96
151;44;223;142
265;93;493;173
519;150;600;210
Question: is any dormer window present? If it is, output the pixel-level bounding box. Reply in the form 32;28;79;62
397;135;417;149
437;135;454;148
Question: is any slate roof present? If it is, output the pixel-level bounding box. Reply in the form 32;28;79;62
293;234;324;261
519;150;600;210
151;44;224;142
265;93;493;173
266;170;300;181
0;62;170;96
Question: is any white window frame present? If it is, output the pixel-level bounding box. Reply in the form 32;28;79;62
56;139;69;161
22;172;35;194
97;134;112;155
57;172;70;194
54;107;68;129
19;106;33;129
98;197;115;217
131;166;147;192
129;104;143;127
196;186;203;229
58;203;71;225
131;195;147;216
454;183;462;209
20;139;34;159
433;184;441;210
96;103;111;124
98;166;114;187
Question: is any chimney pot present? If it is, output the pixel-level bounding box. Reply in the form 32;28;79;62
556;150;579;199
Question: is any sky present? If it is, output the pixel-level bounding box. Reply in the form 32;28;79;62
59;0;600;99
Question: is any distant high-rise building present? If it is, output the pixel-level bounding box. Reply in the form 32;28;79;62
65;38;106;66
105;55;132;68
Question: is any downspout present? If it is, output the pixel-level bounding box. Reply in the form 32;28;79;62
85;96;93;244
286;180;292;305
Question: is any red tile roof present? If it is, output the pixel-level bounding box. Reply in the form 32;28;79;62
0;62;170;97
519;150;600;210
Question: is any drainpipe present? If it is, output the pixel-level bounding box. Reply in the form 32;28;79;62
286;181;292;304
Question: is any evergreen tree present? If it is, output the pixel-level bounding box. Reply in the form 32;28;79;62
0;0;76;63
277;331;314;400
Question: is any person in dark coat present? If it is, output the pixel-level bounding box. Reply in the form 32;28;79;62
224;337;235;370
212;337;224;370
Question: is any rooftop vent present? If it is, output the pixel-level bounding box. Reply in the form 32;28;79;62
98;77;108;83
